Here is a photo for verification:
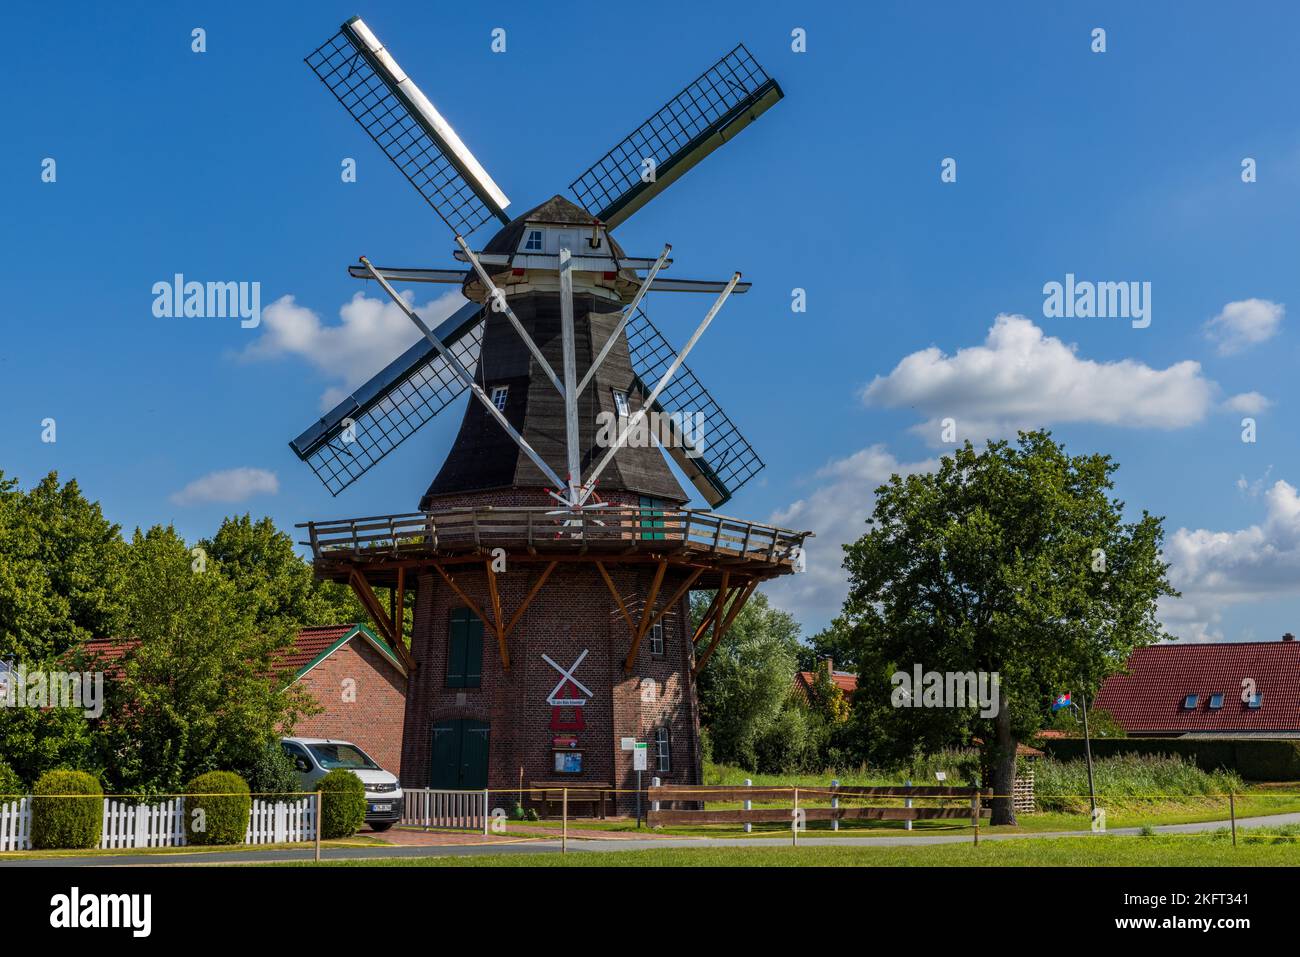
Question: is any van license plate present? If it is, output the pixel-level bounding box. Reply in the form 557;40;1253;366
370;803;391;812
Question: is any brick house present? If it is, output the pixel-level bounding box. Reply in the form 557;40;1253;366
1094;634;1300;737
278;624;409;774
792;658;858;700
79;623;409;775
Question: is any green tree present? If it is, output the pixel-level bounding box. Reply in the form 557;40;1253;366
0;471;127;661
96;525;315;793
693;591;801;770
797;615;859;673
200;514;365;634
840;432;1174;824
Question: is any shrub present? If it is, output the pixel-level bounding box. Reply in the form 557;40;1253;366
1039;737;1300;781
31;770;102;849
0;759;23;800
316;769;366;839
185;771;251;845
243;742;299;801
1034;753;1242;813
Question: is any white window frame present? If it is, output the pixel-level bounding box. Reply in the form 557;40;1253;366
648;621;664;656
655;726;670;773
612;389;631;419
523;229;543;252
491;385;509;411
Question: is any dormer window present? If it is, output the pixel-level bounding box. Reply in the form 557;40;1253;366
1209;693;1224;709
523;229;543;252
1182;694;1199;709
491;385;509;411
1247;693;1263;709
612;389;631;418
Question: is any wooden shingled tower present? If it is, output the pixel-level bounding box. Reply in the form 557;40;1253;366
292;16;810;809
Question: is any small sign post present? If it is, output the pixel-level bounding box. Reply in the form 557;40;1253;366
634;742;648;827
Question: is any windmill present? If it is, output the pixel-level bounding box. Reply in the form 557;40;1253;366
293;16;810;801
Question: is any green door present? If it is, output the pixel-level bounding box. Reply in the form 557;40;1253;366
430;719;490;789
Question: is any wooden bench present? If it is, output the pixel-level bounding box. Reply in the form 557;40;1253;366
527;782;613;819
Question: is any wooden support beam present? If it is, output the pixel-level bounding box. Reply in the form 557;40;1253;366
624;566;703;673
692;578;758;678
595;561;635;636
623;560;668;671
503;561;557;640
348;568;398;649
691;572;729;644
433;563;509;671
388;566;415;671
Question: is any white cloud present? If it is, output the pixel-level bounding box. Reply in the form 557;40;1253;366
861;314;1215;446
1204;298;1283;355
241;290;467;410
1161;479;1300;641
763;445;937;627
169;468;279;506
1222;391;1272;414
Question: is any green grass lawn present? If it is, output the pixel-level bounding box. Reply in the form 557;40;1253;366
271;833;1300;867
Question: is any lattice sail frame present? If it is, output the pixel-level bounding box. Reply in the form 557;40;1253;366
294;318;484;496
305;23;506;237
569;44;780;227
625;308;764;506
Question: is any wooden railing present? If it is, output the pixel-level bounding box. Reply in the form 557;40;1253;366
646;784;992;826
300;507;810;567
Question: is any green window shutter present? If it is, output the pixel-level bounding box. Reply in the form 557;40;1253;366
464;614;483;688
447;609;468;688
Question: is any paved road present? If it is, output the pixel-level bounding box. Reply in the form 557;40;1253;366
4;810;1297;866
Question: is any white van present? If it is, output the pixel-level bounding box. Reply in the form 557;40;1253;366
280;737;403;831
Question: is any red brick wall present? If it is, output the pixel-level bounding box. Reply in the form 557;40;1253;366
294;636;408;776
400;558;702;814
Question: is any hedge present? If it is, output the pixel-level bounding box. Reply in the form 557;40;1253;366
317;769;366;839
185;771;252;845
0;760;22;800
31;770;103;849
1038;737;1300;781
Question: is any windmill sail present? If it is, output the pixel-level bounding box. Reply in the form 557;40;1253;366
290;301;486;496
624;307;763;507
569;45;782;230
306;17;509;236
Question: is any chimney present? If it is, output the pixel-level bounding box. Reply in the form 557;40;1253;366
1284;633;1295;642
823;656;834;676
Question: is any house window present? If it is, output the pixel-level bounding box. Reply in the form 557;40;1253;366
491;385;509;411
1209;693;1224;709
1183;694;1199;709
1247;693;1263;709
612;389;630;418
648;621;664;656
447;608;483;688
654;726;671;773
523;229;543;251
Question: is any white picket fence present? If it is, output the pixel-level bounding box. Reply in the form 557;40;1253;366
0;798;30;852
0;796;316;851
401;788;489;833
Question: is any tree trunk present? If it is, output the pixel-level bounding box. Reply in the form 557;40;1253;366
989;684;1017;825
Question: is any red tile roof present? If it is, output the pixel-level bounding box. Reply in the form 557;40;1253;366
793;670;858;696
76;624;400;681
1094;640;1300;734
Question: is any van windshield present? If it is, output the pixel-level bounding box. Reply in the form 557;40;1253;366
307;743;381;770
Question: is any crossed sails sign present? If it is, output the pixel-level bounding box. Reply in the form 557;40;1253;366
543;651;593;707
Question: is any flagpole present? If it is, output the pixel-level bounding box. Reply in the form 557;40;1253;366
1080;691;1097;820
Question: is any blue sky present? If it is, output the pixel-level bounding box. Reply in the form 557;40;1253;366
3;1;1299;641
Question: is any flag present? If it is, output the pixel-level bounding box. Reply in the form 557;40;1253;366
1051;692;1072;712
